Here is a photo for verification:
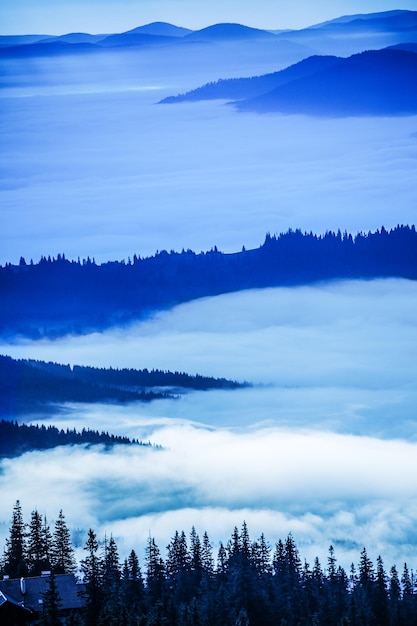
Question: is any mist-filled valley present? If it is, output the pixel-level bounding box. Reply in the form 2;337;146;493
1;9;417;602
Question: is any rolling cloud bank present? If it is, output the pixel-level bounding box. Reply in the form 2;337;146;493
1;9;417;576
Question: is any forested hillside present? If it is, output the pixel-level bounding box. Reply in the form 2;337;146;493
1;225;416;338
0;355;245;416
1;502;416;625
0;420;151;458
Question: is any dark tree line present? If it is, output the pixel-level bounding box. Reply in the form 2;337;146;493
2;503;416;625
0;354;175;416
0;354;245;418
1;225;416;338
1;501;76;579
0;419;153;458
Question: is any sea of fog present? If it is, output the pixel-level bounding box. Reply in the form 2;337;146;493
1;281;417;570
1;41;417;572
1;46;417;265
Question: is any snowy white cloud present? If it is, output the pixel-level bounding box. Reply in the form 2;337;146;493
1;280;417;570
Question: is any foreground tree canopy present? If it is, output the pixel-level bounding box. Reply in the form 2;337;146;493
1;225;416;338
1;501;416;625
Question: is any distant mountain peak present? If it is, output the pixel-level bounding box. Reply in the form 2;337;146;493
185;22;276;41
124;22;192;37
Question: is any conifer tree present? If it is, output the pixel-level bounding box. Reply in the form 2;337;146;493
80;529;103;626
2;500;27;578
26;510;51;576
374;555;389;626
99;535;121;626
51;509;76;574
121;549;145;624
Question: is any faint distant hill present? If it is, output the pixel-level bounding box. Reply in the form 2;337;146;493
98;32;179;47
126;22;192;37
161;48;417;116
1;226;416;339
38;32;108;44
387;42;417;53
184;23;276;42
1;10;416;58
0;40;100;57
0;354;245;417
283;10;417;53
310;9;417;31
0;34;51;46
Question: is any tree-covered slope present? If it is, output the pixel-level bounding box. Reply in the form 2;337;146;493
0;419;151;458
0;226;416;339
0;355;246;416
161;48;417;116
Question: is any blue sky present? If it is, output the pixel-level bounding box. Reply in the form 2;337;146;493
1;0;416;34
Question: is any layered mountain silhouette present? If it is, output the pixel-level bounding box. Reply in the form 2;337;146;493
1;10;416;58
161;48;417;116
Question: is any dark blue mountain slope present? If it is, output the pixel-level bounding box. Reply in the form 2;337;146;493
1;226;416;339
160;55;340;103
236;48;417;115
0;354;245;417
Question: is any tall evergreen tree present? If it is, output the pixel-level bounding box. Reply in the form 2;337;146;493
2;500;27;578
80;529;103;626
121;549;145;625
51;509;76;574
99;535;121;626
373;555;389;626
26;509;51;576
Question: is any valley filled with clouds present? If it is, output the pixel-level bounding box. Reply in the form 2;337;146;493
1;280;417;568
1;7;417;577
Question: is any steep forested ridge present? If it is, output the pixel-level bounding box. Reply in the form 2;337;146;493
0;355;246;416
1;503;417;625
1;226;416;338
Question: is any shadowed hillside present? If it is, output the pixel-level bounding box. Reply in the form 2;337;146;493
161;48;417;116
0;226;416;339
0;355;246;416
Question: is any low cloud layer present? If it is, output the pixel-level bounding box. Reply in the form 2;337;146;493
1;47;417;265
1;426;417;571
1;280;417;570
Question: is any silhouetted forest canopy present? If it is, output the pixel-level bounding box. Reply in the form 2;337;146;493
0;420;152;458
0;354;246;417
1;225;416;339
2;502;417;625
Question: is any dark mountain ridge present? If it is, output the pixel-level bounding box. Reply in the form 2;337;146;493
1;226;416;339
159;54;340;103
0;354;245;417
238;48;417;115
162;48;417;116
